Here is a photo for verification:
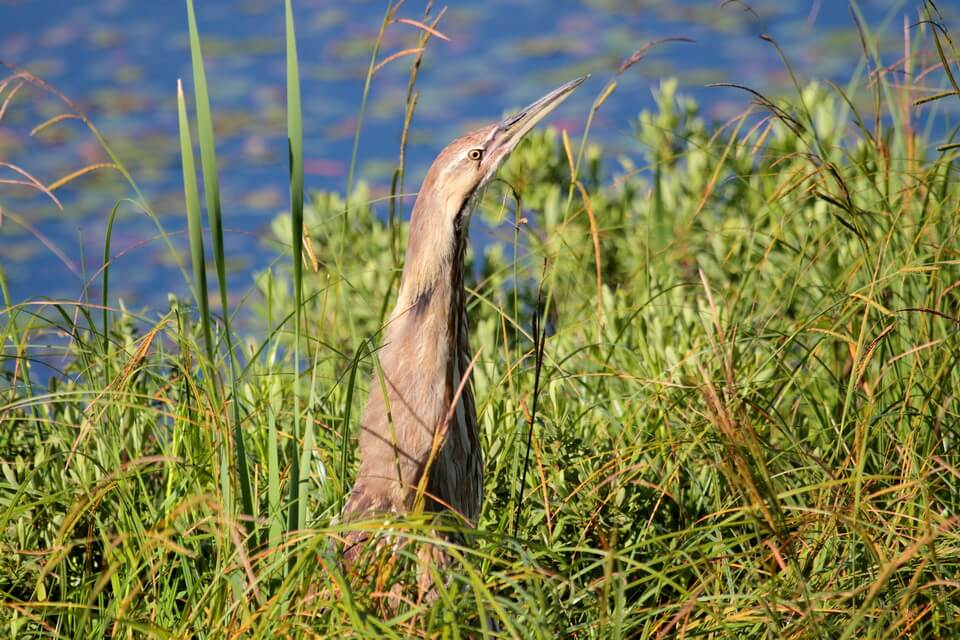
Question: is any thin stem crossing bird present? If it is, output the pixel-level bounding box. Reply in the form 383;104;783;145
342;76;585;565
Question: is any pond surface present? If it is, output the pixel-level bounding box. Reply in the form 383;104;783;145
2;0;904;316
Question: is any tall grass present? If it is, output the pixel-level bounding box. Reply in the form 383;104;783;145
282;0;308;546
184;0;256;540
2;1;960;637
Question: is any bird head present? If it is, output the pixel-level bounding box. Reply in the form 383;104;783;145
426;75;586;230
404;76;586;290
402;76;585;302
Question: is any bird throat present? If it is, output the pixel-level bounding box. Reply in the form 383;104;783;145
396;227;470;371
391;222;472;437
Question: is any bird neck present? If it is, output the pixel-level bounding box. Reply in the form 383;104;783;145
391;185;470;335
348;218;471;514
389;232;468;352
380;187;472;397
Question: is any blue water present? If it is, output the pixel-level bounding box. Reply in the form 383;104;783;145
1;0;905;313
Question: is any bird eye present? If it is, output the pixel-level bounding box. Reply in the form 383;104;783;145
467;148;483;161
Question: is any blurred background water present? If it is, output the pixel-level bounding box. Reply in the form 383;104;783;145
0;0;909;315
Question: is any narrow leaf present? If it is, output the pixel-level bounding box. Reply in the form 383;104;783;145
186;0;256;543
285;0;307;536
176;79;214;366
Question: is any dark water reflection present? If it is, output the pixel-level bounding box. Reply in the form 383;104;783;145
1;0;904;313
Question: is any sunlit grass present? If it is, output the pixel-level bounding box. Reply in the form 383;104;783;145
2;0;960;637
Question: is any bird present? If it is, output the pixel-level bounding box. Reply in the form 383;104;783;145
341;76;585;572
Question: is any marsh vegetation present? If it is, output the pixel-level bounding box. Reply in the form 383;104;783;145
1;1;959;637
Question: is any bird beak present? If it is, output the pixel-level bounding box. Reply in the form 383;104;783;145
485;75;587;169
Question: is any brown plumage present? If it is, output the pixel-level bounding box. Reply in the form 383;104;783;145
341;77;585;570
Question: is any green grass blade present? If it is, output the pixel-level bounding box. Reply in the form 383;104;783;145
100;199;122;373
185;0;256;543
178;78;232;520
0;264;9;308
285;0;306;536
267;404;282;550
338;340;366;510
185;0;227;312
176;79;214;366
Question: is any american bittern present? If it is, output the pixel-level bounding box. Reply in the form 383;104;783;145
342;76;585;566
